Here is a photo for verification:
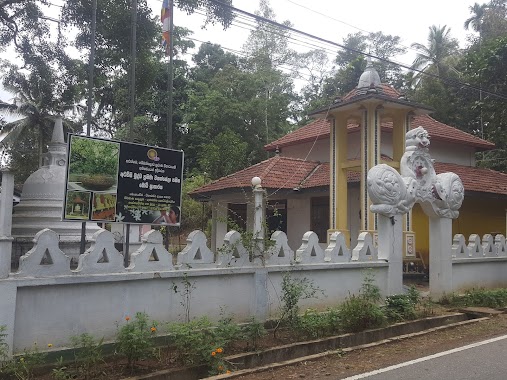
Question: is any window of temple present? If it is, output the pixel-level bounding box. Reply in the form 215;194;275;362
311;197;329;242
267;200;287;234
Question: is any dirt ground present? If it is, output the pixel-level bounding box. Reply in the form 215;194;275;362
233;313;507;380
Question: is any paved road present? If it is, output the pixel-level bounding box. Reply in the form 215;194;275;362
342;334;507;380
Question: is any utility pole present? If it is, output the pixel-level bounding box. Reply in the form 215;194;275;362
81;0;97;254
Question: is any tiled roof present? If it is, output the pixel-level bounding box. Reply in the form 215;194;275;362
191;156;507;197
434;162;507;195
342;83;402;101
190;156;324;197
264;114;494;152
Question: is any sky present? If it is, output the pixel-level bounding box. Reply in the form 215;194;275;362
0;0;479;109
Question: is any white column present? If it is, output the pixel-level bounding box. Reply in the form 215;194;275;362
251;177;265;263
429;217;453;298
0;170;14;279
377;214;403;295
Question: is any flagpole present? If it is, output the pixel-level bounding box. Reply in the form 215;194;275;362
125;0;138;266
166;0;174;150
81;0;98;254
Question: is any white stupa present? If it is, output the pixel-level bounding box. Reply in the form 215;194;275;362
11;117;100;258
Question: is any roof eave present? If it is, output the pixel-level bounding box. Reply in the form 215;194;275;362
308;94;434;118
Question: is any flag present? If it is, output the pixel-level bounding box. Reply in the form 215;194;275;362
161;0;171;56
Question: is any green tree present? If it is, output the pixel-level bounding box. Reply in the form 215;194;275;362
457;36;507;172
411;25;460;78
464;2;488;33
0;0;51;50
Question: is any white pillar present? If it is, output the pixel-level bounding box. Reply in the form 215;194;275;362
0;170;14;279
377;214;403;295
429;217;453;298
251;177;265;263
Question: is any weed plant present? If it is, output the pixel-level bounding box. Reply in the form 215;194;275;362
51;357;72;380
69;333;104;379
241;317;266;350
0;325;8;364
274;272;323;337
296;308;341;339
1;343;46;380
441;288;507;308
338;271;386;333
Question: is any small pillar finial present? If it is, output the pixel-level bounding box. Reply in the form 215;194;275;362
252;176;262;188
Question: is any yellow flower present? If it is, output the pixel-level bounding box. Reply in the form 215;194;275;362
211;351;216;357
150;327;157;332
226;370;231;374
216;347;223;354
125;316;130;321
47;343;53;348
218;365;224;371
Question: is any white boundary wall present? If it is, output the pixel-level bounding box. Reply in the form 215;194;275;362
0;228;388;355
451;233;507;291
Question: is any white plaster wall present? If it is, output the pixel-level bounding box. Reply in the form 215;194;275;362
380;131;393;159
347;132;361;160
452;259;507;291
287;197;311;251
429;141;476;166
281;139;330;162
5;261;389;353
266;264;389;315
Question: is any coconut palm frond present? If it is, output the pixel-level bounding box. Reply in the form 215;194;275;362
0;119;30;146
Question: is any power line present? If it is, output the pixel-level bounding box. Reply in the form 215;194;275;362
205;0;507;102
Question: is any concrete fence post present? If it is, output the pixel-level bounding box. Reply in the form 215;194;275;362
377;214;403;295
0;169;14;279
429;217;453;298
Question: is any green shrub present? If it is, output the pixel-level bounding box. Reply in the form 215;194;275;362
441;288;507;308
275;272;322;338
339;271;387;333
241;317;266;350
69;333;104;379
167;316;235;375
1;343;46;380
214;313;241;351
279;306;342;340
116;313;157;372
339;294;387;333
0;325;8;363
384;294;417;322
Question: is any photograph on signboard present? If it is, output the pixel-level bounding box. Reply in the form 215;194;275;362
64;191;91;220
91;193;117;221
152;205;180;225
67;136;120;192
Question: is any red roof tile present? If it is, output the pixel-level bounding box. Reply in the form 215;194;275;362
192;156;507;197
342;83;402;101
190;156;324;197
434;162;507;195
264;115;494;152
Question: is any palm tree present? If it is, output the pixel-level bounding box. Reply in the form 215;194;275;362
0;87;80;168
464;2;488;33
411;25;460;78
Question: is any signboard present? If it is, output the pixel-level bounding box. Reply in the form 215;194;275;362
63;134;184;225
